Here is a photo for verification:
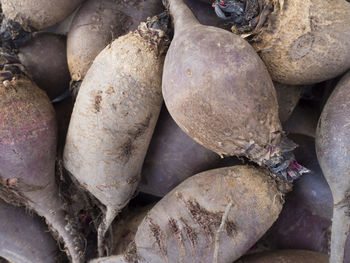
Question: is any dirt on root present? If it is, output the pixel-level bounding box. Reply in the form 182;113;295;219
176;192;237;240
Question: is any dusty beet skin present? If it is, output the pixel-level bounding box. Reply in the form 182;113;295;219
0;52;83;263
316;71;350;263
213;0;350;85
162;0;307;181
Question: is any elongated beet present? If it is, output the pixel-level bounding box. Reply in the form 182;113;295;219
316;71;350;263
64;14;170;256
67;0;163;96
238;249;328;263
139;106;221;197
162;0;307;181
0;52;83;263
18;33;70;100
213;0;350;85
93;165;286;263
0;198;58;263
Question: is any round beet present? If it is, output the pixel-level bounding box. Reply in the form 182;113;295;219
213;0;350;85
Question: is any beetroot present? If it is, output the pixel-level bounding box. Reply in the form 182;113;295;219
316;71;350;263
162;0;307;181
0;52;83;262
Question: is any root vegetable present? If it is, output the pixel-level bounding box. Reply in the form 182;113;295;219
97;165;286;263
238;249;328;263
0;52;84;263
63;14;170;256
0;198;58;263
1;0;84;30
162;0;307;181
18;33;70;100
67;0;163;97
316;71;350;263
139;106;221;197
213;0;350;85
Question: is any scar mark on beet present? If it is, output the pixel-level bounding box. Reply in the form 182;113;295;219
179;217;197;248
117;115;152;163
94;90;103;112
176;192;236;241
335;189;350;216
148;217;167;257
127;174;140;185
127;115;152;139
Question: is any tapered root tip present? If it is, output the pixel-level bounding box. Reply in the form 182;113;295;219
329;205;350;263
97;207;119;257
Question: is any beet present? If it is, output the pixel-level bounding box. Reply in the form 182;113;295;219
162;0;307;181
0;52;83;262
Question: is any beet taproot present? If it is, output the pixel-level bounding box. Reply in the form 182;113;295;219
316;71;350;263
139;106;221;197
0;198;58;263
18;32;70;100
238;249;328;263
92;165;286;263
162;0;307;181
214;0;350;85
0;52;83;263
67;0;163;96
63;14;170;256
